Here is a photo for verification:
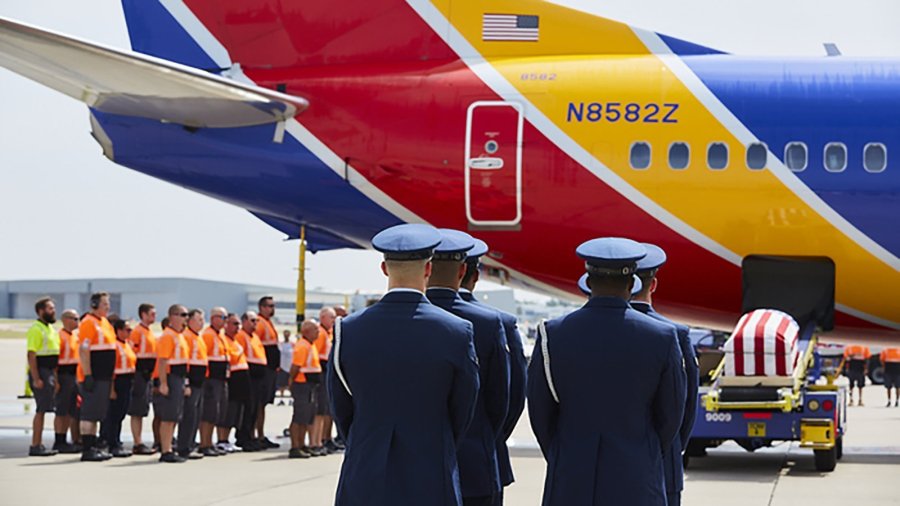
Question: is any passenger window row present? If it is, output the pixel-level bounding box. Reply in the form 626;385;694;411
628;141;888;173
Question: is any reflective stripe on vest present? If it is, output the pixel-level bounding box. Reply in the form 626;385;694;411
299;340;322;373
259;317;279;346
333;317;351;396
114;341;135;374
59;330;78;365
165;329;188;365
538;320;559;404
135;325;156;358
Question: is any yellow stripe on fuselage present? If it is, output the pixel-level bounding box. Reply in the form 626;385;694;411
436;0;899;327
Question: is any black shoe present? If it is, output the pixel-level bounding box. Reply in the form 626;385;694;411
310;446;327;457
95;439;109;451
262;437;280;449
236;440;259;452
289;447;311;459
188;448;204;460
52;442;80;454
29;444;57;457
159;452;186;463
97;449;113;461
81;448;106;462
324;440;343;453
200;447;220;457
111;446;132;458
133;443;157;455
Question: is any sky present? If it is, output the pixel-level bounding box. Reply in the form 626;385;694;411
1;0;898;293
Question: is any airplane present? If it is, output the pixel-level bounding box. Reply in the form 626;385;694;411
1;0;898;342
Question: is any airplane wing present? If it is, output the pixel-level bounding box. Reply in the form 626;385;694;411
0;16;308;129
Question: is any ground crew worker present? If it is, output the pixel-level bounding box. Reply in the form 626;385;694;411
880;347;900;407
288;319;323;459
316;307;341;453
235;311;267;451
220;313;251;454
129;303;158;455
630;243;699;506
54;308;81;453
528;238;686;506
77;292;117;462
426;229;509;506
200;307;229;456
328;223;480;505
843;344;871;405
177;309;208;459
101;318;136;457
255;296;281;449
26;297;60;457
154;304;191;463
459;239;526;506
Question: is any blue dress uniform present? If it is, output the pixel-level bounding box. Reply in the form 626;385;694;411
528;238;686;506
426;230;510;506
630;244;699;506
328;224;480;506
459;239;527;505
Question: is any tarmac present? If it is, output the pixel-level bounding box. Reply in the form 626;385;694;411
1;338;898;506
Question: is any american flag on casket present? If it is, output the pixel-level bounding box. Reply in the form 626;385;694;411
723;309;801;377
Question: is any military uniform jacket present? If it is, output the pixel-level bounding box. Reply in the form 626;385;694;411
328;290;480;506
632;301;699;496
460;290;527;487
527;296;686;506
427;288;510;498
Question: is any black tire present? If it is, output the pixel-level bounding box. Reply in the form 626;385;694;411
814;447;837;472
869;364;884;385
836;436;843;460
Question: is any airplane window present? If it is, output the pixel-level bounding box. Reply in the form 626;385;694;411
707;142;728;170
630;142;651;169
864;143;887;173
668;142;690;170
785;142;808;172
746;142;767;170
824;143;847;173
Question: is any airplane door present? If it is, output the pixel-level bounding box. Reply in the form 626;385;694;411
465;101;523;228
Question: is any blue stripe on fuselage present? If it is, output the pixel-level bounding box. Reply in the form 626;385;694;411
91;111;402;251
681;56;900;257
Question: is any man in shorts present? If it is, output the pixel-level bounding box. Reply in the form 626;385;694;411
288;320;322;458
153;305;190;463
54;309;82;453
843;345;871;406
26;297;60;457
880;348;900;407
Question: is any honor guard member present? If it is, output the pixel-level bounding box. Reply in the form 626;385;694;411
426;229;510;506
154;305;191;463
220;313;252;454
78;292;118;462
129;303;158;455
316;307;341;453
528;238;686;506
54;309;82;453
630;244;699;506
255;296;281;449
236;311;267;451
843;344;871;406
200;307;230;456
328;224;480;506
178;309;208;459
288;320;323;459
459;239;526;506
26;297;60;457
101;319;136;457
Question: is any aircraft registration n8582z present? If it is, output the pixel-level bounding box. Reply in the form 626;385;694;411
0;0;897;341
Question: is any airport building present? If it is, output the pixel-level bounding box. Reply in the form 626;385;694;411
0;278;362;325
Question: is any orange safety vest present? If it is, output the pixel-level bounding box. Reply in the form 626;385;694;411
224;333;249;371
315;325;333;361
130;324;158;359
114;340;137;375
58;328;80;366
844;344;871;360
77;313;116;382
256;315;279;347
184;328;209;366
237;329;267;366
292;338;322;383
155;327;189;376
202;327;229;362
881;348;900;363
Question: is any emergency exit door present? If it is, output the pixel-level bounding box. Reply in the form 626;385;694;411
465;101;523;228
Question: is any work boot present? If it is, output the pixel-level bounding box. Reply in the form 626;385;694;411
52;442;80;454
289;447;311;459
111;445;132;458
29;444;57;457
81;447;107;462
159;451;187;463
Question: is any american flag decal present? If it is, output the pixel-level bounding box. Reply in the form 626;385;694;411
482;14;540;42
